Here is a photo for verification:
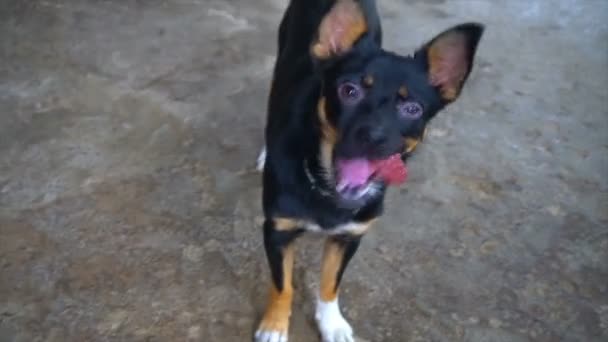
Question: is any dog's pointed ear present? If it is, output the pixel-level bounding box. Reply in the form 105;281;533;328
311;0;368;60
415;23;484;102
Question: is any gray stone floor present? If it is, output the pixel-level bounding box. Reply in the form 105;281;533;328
1;0;607;341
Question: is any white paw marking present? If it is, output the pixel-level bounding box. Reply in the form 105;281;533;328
254;329;288;342
256;146;267;172
315;298;354;342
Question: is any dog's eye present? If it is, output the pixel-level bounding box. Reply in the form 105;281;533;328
338;82;363;105
397;100;423;119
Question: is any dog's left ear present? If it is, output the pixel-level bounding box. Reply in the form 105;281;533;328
311;0;368;60
415;23;484;102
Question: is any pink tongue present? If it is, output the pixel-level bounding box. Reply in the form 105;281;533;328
336;159;374;187
337;153;408;187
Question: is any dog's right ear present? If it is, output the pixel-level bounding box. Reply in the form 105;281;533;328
311;0;368;60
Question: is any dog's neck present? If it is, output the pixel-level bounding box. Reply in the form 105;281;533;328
303;158;333;198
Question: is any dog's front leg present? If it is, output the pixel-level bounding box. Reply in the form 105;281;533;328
255;218;301;342
316;234;362;342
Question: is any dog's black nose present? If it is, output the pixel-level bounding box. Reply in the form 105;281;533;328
356;124;387;146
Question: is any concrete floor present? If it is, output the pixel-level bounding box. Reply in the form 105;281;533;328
1;0;607;341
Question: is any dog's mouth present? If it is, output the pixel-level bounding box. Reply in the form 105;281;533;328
335;153;407;201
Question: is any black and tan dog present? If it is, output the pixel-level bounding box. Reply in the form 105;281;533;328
255;0;483;341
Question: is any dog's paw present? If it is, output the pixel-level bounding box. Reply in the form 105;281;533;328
256;146;267;172
255;315;288;342
254;329;288;342
315;299;354;342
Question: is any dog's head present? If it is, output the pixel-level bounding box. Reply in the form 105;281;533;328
311;0;484;208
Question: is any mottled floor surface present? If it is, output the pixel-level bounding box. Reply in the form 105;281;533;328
1;0;607;341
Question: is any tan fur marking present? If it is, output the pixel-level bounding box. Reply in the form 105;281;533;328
318;97;337;143
312;43;329;60
273;218;300;231
318;97;337;179
363;74;374;87
398;85;409;98
311;0;367;59
257;244;295;336
404;137;420;153
319;220;375;301
320;239;345;302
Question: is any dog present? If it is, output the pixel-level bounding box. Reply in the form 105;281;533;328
255;1;483;341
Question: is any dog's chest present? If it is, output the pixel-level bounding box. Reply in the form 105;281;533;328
304;221;370;235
